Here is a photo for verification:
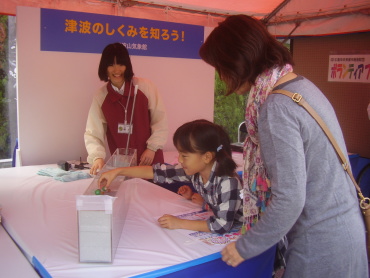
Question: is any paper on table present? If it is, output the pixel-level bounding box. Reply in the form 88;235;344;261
156;209;241;252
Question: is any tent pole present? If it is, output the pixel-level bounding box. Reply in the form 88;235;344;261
262;0;291;24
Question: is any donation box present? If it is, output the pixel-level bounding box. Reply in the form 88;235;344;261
76;148;137;263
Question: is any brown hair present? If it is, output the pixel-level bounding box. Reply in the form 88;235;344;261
199;15;294;95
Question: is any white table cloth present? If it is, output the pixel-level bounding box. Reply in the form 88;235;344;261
0;165;227;278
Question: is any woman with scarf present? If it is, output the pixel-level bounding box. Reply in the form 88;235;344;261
199;15;367;277
85;43;168;175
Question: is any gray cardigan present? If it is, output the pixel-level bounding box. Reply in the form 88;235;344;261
236;76;368;277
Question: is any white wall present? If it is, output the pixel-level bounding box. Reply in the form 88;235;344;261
16;6;215;166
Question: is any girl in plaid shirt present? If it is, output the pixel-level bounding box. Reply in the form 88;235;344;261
99;119;243;234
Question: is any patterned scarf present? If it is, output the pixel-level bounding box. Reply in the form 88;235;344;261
241;64;293;233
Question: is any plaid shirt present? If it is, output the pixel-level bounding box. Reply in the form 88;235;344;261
153;162;244;234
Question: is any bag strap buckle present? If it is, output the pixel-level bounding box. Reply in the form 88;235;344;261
360;197;370;209
291;93;302;103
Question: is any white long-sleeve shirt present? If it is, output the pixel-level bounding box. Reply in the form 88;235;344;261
84;77;168;164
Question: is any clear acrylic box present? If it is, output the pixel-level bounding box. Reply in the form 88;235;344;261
76;148;137;263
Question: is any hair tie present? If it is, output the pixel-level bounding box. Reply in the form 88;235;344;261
217;144;223;152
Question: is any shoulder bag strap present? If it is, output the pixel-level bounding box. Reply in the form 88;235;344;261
272;89;369;208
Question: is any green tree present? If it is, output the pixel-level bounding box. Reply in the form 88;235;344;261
0;15;10;159
213;72;247;142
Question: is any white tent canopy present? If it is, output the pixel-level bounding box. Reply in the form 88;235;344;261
1;0;369;36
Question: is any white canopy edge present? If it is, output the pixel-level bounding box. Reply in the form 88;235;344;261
0;0;369;36
269;13;370;37
0;0;225;27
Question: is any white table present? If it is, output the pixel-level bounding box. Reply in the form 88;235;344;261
0;162;275;278
0;165;227;277
0;224;40;278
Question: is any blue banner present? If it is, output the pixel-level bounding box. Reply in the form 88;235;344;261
41;8;204;59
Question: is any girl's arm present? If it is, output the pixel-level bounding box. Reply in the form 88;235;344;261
98;166;154;188
158;214;210;232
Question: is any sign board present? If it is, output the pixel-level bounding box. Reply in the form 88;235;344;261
328;54;370;83
41;8;204;59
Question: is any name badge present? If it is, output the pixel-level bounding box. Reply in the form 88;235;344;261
118;123;133;134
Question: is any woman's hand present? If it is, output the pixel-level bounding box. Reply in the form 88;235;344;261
177;185;193;200
221;242;245;267
90;158;104;175
139;149;155;166
158;214;182;229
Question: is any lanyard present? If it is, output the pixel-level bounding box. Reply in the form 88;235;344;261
117;81;133;124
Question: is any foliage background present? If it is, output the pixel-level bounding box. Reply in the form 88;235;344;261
0;15;10;159
213;72;247;143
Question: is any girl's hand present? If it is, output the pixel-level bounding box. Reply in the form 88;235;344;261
158;214;182;229
98;168;120;188
177;185;193;200
191;193;204;206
